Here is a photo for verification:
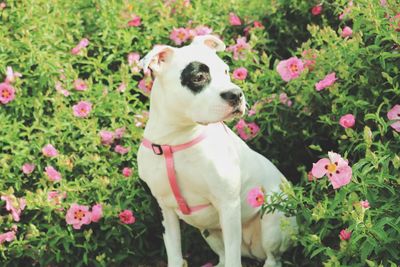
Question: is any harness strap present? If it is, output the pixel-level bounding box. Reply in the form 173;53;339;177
141;131;208;215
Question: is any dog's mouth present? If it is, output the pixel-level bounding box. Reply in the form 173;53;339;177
221;104;246;121
196;102;246;125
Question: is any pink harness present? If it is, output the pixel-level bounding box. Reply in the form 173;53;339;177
141;131;210;215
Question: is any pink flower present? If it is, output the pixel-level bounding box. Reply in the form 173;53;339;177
138;76;153;95
246;123;260;138
91;204;103;223
22;163;35;175
315;72;337;91
339;2;352;20
244;21;265;35
244;25;252;36
5;66;22;83
0;2;6;10
42;144;58;157
194;25;213;36
122;167;133;177
78;38;89;48
311;4;323;16
170;27;190;45
248;109;256;116
360;200;370;209
387;104;400;132
339;229;351;241
128;52;140;65
390;13;400;32
227;37;250;60
276;57;304;82
233;67;248;80
100;130;114;146
47;191;59;200
71;38;89;54
48;191;66;206
302;50;317;71
1;195;26;222
55;81;70;96
115;145;130;155
311;151;352;189
128;15;141;27
71;47;81;55
341;26;353;38
115;127;125;139
247;187;264;208
117;82;127;93
66;204;92;230
304;59;316;71
0;230;16;244
73;79;88;91
119;209;136;224
134;111;149;127
235;119;260;140
45;166;62;182
279;92;293;107
339;114;355;128
229;12;242;26
128;52;141;73
235;119;246;130
0;82;15;104
253;21;264;29
380;0;387;6
73;101;92;118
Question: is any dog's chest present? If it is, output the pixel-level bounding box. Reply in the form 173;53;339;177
140;149;209;206
138;128;240;210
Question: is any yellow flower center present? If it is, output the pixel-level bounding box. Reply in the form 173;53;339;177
289;63;298;73
327;163;337;173
178;32;186;40
74;210;85;220
1;90;10;98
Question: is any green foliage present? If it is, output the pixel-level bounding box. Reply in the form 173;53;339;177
0;0;399;266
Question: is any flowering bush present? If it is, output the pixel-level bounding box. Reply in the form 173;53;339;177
0;0;399;266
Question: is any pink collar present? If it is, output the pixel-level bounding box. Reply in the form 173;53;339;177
141;131;209;215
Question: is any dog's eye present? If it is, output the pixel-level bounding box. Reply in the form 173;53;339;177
225;69;228;75
192;74;205;83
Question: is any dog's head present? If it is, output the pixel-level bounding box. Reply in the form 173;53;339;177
140;35;246;125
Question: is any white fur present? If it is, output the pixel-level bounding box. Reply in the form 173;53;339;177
137;35;297;267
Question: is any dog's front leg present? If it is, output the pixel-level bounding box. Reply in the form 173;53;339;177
218;199;242;267
161;206;186;267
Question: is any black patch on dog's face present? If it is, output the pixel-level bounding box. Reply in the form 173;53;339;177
180;61;211;94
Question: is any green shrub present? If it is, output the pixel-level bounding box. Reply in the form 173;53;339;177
0;0;399;266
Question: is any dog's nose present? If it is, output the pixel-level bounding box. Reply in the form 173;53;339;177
220;88;243;106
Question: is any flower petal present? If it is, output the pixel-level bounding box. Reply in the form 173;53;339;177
311;158;330;178
387;105;400;120
327;151;348;168
329;165;352;189
390;121;400;132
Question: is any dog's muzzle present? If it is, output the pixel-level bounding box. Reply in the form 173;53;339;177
220;88;243;107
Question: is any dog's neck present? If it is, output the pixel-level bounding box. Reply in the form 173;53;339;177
143;81;206;145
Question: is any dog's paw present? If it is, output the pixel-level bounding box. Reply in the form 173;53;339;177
263;260;282;267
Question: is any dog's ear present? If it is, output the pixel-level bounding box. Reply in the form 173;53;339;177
139;45;175;74
191;35;226;52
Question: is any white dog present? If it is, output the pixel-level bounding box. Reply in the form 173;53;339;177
137;35;296;267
